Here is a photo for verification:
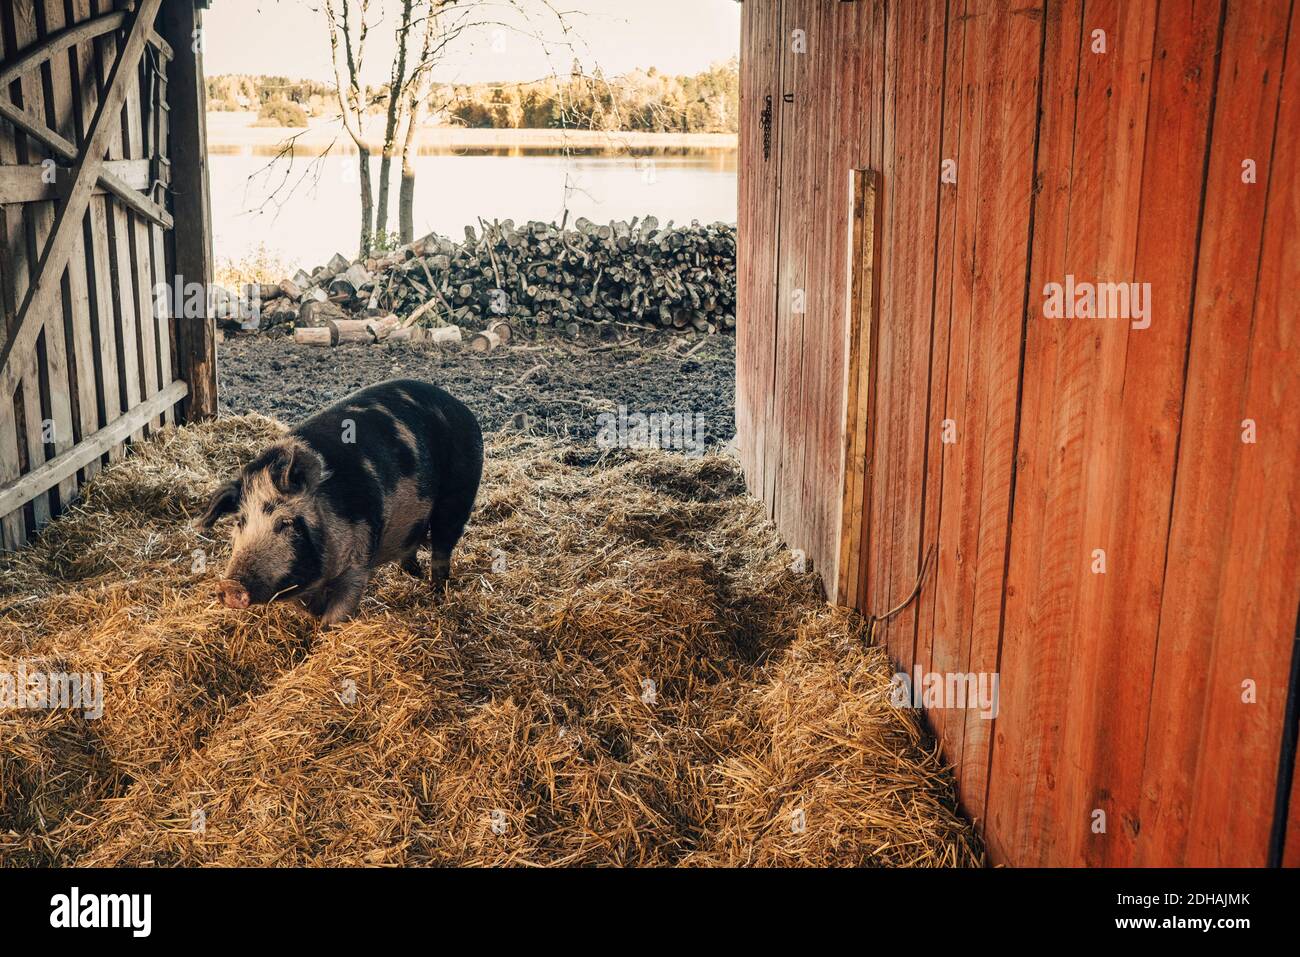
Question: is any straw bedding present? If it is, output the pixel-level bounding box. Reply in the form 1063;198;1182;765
0;416;981;866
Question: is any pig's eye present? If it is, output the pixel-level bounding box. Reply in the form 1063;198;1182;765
274;517;293;534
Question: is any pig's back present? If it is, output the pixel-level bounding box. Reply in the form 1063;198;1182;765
290;379;483;561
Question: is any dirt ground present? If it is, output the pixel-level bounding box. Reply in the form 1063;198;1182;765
218;330;737;445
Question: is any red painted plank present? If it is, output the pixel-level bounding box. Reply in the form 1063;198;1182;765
915;0;968;726
984;0;1088;864
950;0;1043;829
1138;0;1293;867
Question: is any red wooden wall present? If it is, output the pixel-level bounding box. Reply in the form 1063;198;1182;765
737;0;1300;866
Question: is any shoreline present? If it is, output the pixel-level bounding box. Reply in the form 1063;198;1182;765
206;111;737;155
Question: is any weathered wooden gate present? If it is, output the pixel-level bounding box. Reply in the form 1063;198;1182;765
0;0;214;550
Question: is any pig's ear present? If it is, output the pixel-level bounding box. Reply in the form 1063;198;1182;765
197;479;241;528
270;444;325;495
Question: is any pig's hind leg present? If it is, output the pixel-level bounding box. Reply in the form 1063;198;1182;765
427;496;474;598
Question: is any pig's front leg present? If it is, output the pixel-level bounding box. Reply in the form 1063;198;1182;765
320;568;371;625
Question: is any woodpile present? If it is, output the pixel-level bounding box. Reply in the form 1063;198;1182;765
225;217;737;344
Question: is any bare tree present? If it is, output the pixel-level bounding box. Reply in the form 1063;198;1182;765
389;1;580;243
375;0;415;243
398;4;440;242
324;0;582;255
323;0;378;255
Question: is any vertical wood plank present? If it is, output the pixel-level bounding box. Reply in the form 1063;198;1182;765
982;0;1086;865
836;170;880;609
158;0;216;423
55;0;103;481
925;0;1000;795
737;0;783;506
37;0;92;501
875;0;948;669
1041;0;1159;868
64;0;122;466
766;0;809;546
122;29;160;431
0;16;29;547
947;0;1042;828
89;0;142;442
831;1;877;607
1142;0;1297;866
4;0;54;529
64;0;103;462
799;0;842;587
147;38;174;423
914;0;967;703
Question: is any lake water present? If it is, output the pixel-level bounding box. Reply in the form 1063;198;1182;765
208;147;738;273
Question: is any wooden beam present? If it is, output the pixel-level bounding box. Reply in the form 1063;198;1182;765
0;158;149;203
0;98;171;227
0;9;126;88
159;0;217;422
834;169;881;608
0;379;185;520
0;0;165;402
0;8;172;82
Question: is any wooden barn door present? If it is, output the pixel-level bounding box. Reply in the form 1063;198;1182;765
0;0;213;550
737;0;877;590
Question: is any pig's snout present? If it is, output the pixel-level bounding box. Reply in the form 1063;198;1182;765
217;578;250;609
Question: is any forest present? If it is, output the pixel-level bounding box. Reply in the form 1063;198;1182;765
206;60;739;134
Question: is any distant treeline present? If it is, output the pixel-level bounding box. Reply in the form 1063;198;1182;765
444;61;738;133
206;60;739;134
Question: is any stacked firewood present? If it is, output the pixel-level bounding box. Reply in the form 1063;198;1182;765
235;217;736;344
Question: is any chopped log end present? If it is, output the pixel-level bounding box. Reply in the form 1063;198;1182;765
470;329;503;353
328;318;375;344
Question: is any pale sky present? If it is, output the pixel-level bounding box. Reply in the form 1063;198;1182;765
202;0;741;85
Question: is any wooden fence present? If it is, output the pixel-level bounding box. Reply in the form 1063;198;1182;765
737;0;1299;866
0;0;214;550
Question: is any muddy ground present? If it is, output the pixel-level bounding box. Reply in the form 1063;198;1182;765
218;330;736;446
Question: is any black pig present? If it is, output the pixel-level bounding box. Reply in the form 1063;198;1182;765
198;379;483;623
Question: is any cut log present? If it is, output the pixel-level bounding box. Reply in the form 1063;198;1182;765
297;299;347;328
329;318;375;344
390;324;462;345
470;329;502;353
294;326;335;347
388;326;426;342
487;319;513;343
366;315;400;340
322;252;351;279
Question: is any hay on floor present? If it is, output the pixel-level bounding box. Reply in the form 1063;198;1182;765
0;416;982;866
